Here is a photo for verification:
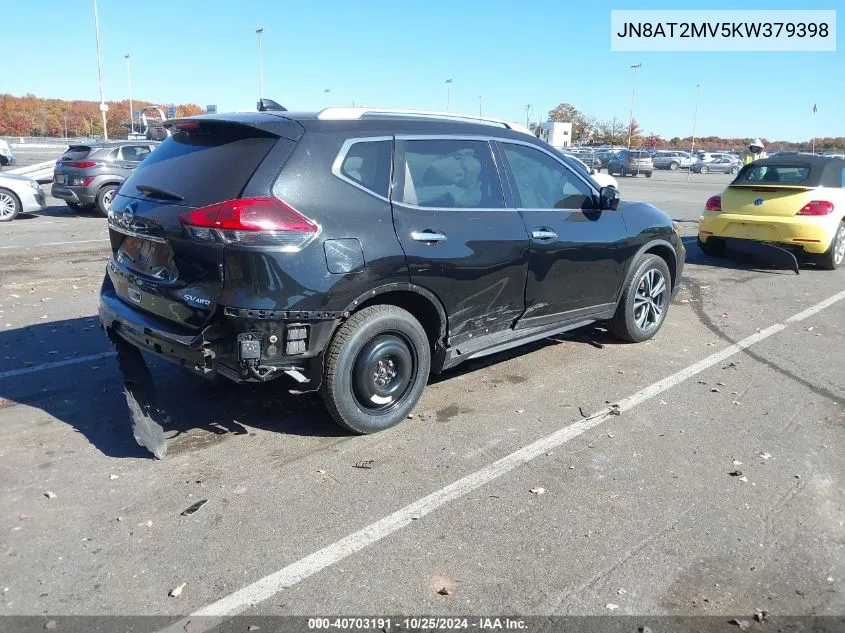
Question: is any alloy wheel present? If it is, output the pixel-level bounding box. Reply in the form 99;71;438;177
633;268;668;332
0;192;15;219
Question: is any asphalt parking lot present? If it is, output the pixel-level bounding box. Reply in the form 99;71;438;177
1;169;842;627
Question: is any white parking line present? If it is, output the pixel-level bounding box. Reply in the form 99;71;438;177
0;352;115;380
156;287;845;631
0;238;109;251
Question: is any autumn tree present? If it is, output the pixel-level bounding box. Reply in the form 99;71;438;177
548;103;589;140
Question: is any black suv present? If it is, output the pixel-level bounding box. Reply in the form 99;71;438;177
99;109;684;446
52;141;158;216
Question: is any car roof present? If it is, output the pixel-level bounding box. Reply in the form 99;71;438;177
166;110;537;143
734;155;845;187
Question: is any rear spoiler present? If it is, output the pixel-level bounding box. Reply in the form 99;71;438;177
163;113;304;142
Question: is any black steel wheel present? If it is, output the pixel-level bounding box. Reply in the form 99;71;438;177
322;304;430;434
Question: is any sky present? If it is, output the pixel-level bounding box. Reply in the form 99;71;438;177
3;0;843;141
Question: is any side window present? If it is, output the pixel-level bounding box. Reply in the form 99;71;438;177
338;139;392;198
503;143;595;210
400;139;504;209
841;168;845;188
120;145;151;162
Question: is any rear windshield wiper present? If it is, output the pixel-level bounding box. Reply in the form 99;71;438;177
134;184;184;202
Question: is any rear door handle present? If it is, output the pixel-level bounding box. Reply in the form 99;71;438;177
531;228;558;240
411;230;447;243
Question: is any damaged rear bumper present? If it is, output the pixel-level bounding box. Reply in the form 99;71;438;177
99;277;335;389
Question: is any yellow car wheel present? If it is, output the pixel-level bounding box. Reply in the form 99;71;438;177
816;221;845;270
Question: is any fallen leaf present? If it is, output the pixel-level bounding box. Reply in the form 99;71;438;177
353;460;374;469
44;620;57;631
437;586;452;596
758;452;772;460
529;487;546;495
739;476;748;482
248;626;261;632
44;491;56;500
316;469;326;474
169;582;186;598
732;460;743;466
18;514;30;520
659;400;668;406
607;433;614;438
605;603;619;611
717;381;726;386
806;326;814;331
516;409;524;414
729;620;750;631
732;401;741;406
754;610;768;623
181;499;208;516
617;588;627;595
109;474;119;480
710;387;721;393
729;470;743;477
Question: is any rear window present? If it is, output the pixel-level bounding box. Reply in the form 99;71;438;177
740;165;811;184
120;122;278;207
61;145;92;160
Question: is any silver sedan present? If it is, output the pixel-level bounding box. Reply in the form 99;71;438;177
0;172;47;221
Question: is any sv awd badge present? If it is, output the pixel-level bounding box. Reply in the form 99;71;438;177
183;294;212;307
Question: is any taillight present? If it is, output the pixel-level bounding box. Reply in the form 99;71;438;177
705;195;721;212
71;176;95;187
67;161;96;168
179;197;319;249
796;200;834;216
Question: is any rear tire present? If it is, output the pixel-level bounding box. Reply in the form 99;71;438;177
669;162;679;171
815;221;845;270
645;171;653;178
95;184;118;217
700;165;709;174
321;305;431;434
610;254;672;343
698;237;727;257
0;188;21;222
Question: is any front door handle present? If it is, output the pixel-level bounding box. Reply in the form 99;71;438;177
531;228;558;240
411;230;447;243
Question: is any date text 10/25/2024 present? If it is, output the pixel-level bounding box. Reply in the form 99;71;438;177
308;617;528;630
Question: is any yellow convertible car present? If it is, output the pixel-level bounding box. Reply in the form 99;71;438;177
698;156;845;270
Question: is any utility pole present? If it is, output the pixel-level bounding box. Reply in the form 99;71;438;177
445;79;453;111
125;53;133;134
688;84;701;183
478;95;482;116
627;63;641;149
256;27;265;100
611;117;617;146
93;0;108;139
525;104;532;129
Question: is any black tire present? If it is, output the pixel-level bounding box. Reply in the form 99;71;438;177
698;237;727;257
0;187;21;222
610;254;672;343
814;221;845;270
66;201;95;212
669;162;679;171
95;184;119;217
699;165;709;174
321;304;431;434
645;171;653;178
730;166;740;175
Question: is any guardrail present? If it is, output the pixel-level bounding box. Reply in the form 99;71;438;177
5;160;55;183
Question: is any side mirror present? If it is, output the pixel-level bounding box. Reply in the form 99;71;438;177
599;186;621;211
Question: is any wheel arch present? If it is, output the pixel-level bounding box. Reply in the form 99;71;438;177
622;239;679;295
344;283;448;349
0;187;22;208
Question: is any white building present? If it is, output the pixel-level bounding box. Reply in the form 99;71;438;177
534;121;572;148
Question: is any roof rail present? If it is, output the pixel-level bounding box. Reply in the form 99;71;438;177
316;107;532;135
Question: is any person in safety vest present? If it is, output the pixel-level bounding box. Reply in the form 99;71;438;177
742;138;768;165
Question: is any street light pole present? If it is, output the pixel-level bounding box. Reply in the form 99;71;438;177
627;63;641;149
125;53;133;134
93;0;108;140
478;95;482;116
525;104;532;129
256;27;265;100
445;79;453;111
688;83;701;183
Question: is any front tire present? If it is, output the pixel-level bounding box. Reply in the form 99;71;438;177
669;162;679;171
95;184;118;217
815;221;845;270
730;166;740;175
0;188;21;222
699;165;709;174
322;305;431;434
610;254;672;343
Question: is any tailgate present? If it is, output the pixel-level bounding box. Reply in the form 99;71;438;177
106;119;284;330
722;185;814;217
